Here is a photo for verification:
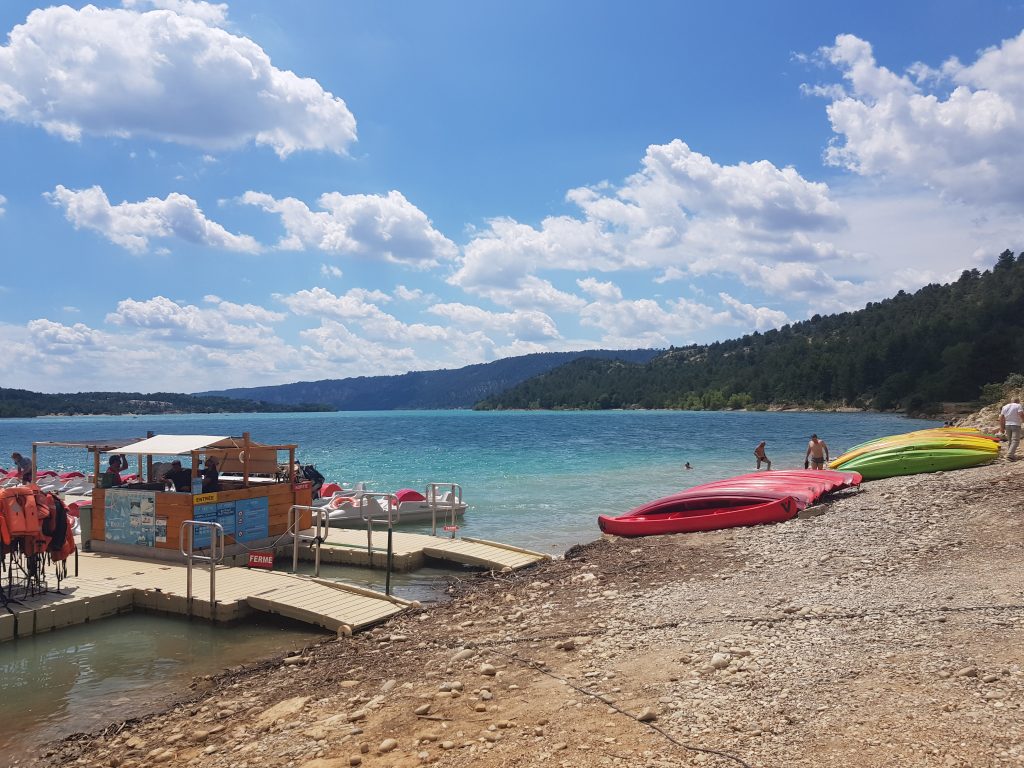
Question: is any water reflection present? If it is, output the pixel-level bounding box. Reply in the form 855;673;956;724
0;614;329;763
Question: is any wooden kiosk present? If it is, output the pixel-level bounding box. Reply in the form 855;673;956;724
82;434;312;563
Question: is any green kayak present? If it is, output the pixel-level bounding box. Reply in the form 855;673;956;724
833;446;997;480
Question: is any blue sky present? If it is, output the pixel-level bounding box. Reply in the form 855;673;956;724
2;1;1023;393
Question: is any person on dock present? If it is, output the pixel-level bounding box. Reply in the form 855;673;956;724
754;441;771;470
806;434;829;469
102;456;123;487
999;396;1024;460
161;460;192;492
10;452;32;482
201;456;220;492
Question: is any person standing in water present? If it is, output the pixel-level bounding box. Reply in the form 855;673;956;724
806;434;829;469
754;441;771;470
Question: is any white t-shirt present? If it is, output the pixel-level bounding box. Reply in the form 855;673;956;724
1001;401;1024;427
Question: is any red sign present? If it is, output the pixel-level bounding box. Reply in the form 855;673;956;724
248;550;275;570
293;481;312;490
443;525;460;532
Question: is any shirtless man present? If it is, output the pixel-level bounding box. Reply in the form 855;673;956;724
754;441;771;470
806;434;829;469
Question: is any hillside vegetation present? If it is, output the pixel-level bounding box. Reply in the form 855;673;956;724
477;252;1024;413
0;389;331;418
202;349;659;410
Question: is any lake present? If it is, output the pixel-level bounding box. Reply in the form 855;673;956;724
0;409;935;759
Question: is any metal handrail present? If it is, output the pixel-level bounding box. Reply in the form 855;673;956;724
288;504;330;575
290;496;398;596
179;520;225;618
427;482;462;537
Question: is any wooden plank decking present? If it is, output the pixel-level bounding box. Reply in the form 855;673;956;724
304;528;551;571
0;551;407;642
0;529;548;643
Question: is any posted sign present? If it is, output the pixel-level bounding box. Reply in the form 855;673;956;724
248;550;274;570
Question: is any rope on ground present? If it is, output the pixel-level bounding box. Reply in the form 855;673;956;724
486;646;757;768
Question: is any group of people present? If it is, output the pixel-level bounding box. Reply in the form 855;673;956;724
753;435;830;471
159;457;220;492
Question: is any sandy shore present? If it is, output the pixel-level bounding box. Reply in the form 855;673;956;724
37;457;1024;768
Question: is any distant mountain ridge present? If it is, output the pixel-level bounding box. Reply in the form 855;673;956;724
201;349;660;410
0;389;330;418
476;252;1024;413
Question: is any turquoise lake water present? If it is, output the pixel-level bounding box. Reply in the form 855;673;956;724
2;409;937;553
0;409;936;758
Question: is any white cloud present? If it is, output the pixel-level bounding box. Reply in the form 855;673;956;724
578;296;727;349
0;194;6;216
106;295;277;347
320;264;343;279
0;4;356;157
202;294;285;324
28;318;103;351
278;286;392;322
46;185;260;254
576;277;623;302
394;284;434;302
278;286;447;345
453;140;849;307
242;190;458;267
810;32;1024;205
717;293;789;331
428;303;560;341
121;0;228;26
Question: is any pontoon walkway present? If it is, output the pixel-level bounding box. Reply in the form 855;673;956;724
0;551;408;642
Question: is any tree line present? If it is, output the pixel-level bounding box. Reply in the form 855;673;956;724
0;389;332;418
476;251;1024;414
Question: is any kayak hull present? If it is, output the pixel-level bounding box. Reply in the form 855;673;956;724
598;496;798;537
831;428;999;480
830;448;996;480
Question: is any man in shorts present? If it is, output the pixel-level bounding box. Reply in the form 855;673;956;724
754;441;771;470
999;396;1024;460
806;434;829;469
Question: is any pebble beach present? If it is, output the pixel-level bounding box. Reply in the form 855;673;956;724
37;455;1024;768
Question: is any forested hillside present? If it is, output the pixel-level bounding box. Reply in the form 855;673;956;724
0;389;331;418
476;252;1024;413
202;349;659;410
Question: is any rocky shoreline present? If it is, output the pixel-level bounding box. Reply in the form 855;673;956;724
38;457;1024;768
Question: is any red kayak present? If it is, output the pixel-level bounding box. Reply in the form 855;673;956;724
598;496;798;537
597;469;861;538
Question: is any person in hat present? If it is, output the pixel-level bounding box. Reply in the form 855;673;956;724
201;456;220;492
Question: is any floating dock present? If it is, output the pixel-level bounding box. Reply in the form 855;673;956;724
0;532;549;642
0;551;408;642
298;528;551;571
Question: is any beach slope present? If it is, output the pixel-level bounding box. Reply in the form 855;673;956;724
42;459;1024;768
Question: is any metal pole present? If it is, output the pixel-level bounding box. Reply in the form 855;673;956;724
209;532;217;621
185;526;193;616
291;507;299;574
385;525;393;596
314;507;322;578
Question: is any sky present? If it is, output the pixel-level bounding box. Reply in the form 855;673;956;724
2;1;1024;394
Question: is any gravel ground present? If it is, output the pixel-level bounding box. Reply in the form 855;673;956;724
36;457;1024;768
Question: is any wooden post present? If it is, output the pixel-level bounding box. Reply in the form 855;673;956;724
146;430;154;481
289;448;295;483
93;448;101;489
30;444;37;483
243;432;250;487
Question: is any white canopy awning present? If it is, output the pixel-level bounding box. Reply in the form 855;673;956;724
114;435;233;455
